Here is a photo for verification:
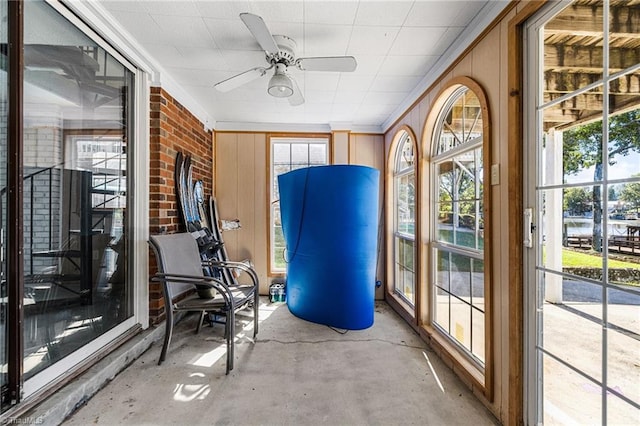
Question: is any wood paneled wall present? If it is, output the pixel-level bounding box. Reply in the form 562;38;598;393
214;131;385;298
382;2;536;423
349;134;386;300
214;132;268;293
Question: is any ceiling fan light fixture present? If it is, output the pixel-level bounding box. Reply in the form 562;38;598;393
267;64;293;97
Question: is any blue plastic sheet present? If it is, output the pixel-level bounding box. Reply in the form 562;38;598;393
278;165;380;329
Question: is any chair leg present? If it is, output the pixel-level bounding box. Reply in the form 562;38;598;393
253;291;259;338
225;310;232;374
158;309;174;365
196;311;206;334
228;310;235;372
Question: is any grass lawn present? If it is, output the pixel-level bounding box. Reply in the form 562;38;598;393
562;249;639;269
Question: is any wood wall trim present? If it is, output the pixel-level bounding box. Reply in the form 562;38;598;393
507;1;548;425
385;125;419;325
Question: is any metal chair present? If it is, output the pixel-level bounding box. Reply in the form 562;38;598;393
149;233;259;374
207;197;254;286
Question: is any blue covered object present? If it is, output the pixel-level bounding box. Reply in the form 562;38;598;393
278;165;380;330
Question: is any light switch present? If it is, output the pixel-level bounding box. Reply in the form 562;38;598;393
491;164;500;185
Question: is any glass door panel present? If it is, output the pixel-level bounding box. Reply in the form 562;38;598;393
526;2;640;424
0;0;8;410
22;0;133;383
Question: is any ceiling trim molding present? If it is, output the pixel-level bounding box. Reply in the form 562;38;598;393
213;121;382;134
381;0;511;133
61;0;214;131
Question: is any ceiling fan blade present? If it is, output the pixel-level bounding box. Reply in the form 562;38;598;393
296;56;357;72
288;77;304;106
240;13;279;55
214;67;267;93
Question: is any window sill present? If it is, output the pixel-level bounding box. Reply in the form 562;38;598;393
420;323;490;399
386;291;416;326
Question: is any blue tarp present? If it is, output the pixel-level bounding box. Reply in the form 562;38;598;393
278;165;380;329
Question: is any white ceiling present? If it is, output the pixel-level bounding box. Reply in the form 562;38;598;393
90;0;509;132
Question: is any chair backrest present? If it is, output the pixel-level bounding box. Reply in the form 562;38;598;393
208;197;237;286
149;233;205;300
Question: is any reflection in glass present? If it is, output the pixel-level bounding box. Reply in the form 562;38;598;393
436;149;484;250
0;0;8;407
450;295;471;350
396;132;414;170
394;237;415;304
471;259;485;309
471;307;484;363
433;249;483;362
22;0;133;381
435;250;450;293
450;253;471;303
436;87;482;155
435;287;450;333
396;173;415;236
544;5;603;91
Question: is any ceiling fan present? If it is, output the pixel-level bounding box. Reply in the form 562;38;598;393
213;13;357;106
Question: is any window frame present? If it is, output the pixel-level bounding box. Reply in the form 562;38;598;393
424;77;493;399
393;131;417;306
267;134;330;276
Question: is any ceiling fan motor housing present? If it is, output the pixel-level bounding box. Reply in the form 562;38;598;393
270;35;297;65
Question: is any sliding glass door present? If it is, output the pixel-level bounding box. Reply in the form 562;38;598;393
21;0;135;397
0;0;8;410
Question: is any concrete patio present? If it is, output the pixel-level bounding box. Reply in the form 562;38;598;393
58;299;498;425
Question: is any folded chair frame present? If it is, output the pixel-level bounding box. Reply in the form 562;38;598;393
149;233;259;375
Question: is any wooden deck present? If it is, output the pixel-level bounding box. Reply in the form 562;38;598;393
565;225;640;255
610;225;640;255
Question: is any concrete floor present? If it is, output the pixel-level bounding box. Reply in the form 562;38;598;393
63;298;498;425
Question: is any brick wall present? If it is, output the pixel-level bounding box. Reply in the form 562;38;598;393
148;87;213;323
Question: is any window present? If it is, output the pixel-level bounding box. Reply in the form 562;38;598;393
269;137;329;274
431;84;487;369
392;131;416;305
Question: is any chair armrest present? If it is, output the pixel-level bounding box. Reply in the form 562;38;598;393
151;273;233;306
204;260;259;289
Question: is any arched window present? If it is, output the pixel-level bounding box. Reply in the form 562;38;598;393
431;82;489;375
393;130;416;306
